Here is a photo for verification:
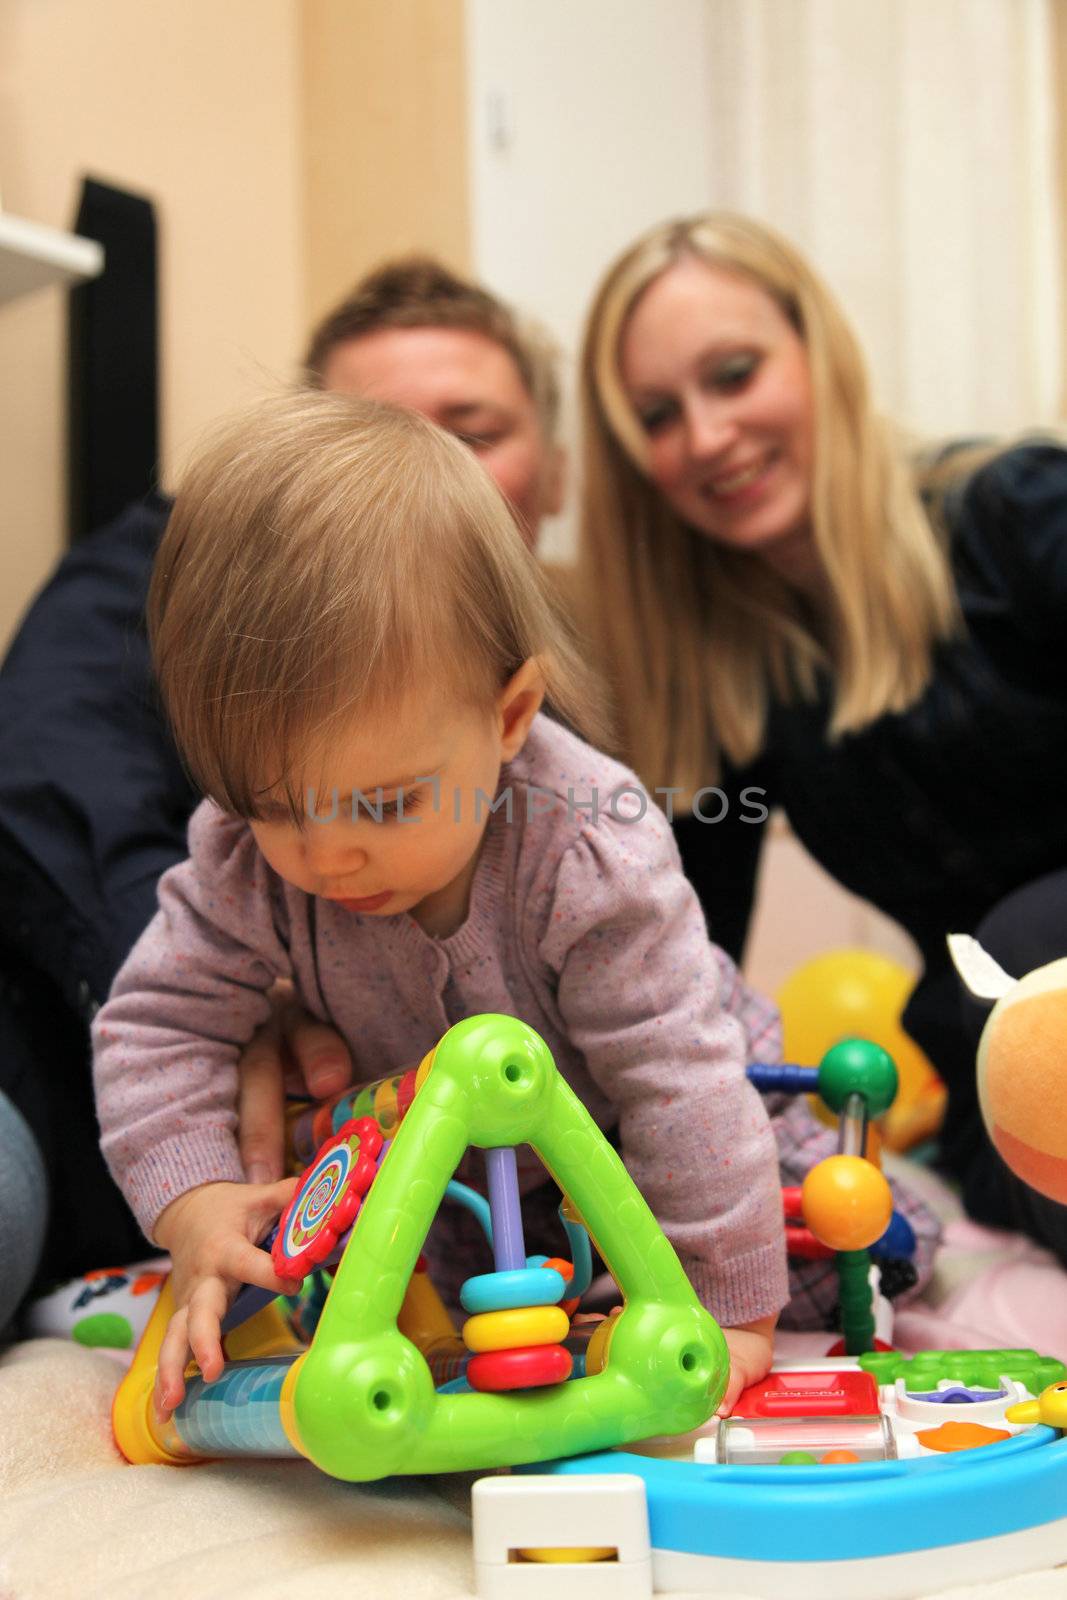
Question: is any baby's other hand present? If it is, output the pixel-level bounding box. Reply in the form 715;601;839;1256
151;1177;296;1422
238;979;354;1184
717;1315;776;1417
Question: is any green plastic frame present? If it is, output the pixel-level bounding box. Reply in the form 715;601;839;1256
288;1013;729;1479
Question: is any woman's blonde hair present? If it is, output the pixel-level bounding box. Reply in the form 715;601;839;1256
578;212;960;797
150;390;603;818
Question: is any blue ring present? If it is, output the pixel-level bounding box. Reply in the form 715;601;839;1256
460;1266;566;1314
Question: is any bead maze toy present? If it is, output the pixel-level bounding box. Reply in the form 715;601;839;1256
748;1036;904;1353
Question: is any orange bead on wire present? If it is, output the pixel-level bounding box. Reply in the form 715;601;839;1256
801;1154;893;1253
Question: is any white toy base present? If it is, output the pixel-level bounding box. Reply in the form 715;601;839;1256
473;1474;652;1600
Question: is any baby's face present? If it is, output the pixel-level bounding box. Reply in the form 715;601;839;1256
248;684;515;938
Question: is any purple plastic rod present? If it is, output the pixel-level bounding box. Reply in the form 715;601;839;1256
485;1146;525;1272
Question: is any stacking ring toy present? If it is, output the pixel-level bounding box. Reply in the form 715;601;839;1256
273;1116;382;1281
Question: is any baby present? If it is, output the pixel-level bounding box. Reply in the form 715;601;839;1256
92;391;788;1420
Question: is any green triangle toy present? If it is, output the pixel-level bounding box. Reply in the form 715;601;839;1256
114;1013;729;1480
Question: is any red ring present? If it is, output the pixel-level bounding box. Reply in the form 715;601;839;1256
467;1344;573;1392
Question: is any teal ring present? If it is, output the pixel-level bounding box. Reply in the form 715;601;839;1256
460;1265;566;1314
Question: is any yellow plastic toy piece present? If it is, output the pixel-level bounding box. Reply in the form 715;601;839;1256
111;1277;196;1466
463;1304;570;1353
517;1547;617;1563
779;949;947;1151
585;1307;622;1376
374;1074;401;1134
1006;1381;1067;1428
397;1263;457;1351
278;1353;307;1453
223;1297;303;1362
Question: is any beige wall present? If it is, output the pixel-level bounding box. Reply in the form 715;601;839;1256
0;0;473;656
1054;0;1067;416
465;0;715;564
0;0;306;651
301;0;470;325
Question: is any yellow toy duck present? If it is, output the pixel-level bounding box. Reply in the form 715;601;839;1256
1006;1382;1067;1430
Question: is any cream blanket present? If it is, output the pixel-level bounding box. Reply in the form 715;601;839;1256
0;1334;1063;1600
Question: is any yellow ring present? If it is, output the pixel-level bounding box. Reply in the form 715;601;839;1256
462;1304;570;1353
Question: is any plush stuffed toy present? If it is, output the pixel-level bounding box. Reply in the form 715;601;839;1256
951;935;1067;1205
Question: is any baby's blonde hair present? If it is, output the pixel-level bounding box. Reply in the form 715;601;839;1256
150;391;603;817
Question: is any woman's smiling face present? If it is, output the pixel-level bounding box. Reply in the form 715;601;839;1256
620;254;817;579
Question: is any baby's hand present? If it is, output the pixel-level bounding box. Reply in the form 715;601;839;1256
717;1315;776;1417
237;979;354;1183
151;1177;296;1421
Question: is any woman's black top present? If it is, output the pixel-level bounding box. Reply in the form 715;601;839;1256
675;443;1067;974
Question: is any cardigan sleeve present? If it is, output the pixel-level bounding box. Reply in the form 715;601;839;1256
91;801;292;1237
537;794;788;1327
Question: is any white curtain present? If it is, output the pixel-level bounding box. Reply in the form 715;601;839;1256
705;0;1062;439
466;0;1063;551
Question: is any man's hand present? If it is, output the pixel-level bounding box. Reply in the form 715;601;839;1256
718;1314;776;1416
152;1178;297;1421
237;980;353;1183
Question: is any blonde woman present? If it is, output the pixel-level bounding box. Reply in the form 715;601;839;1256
579;212;1067;1260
